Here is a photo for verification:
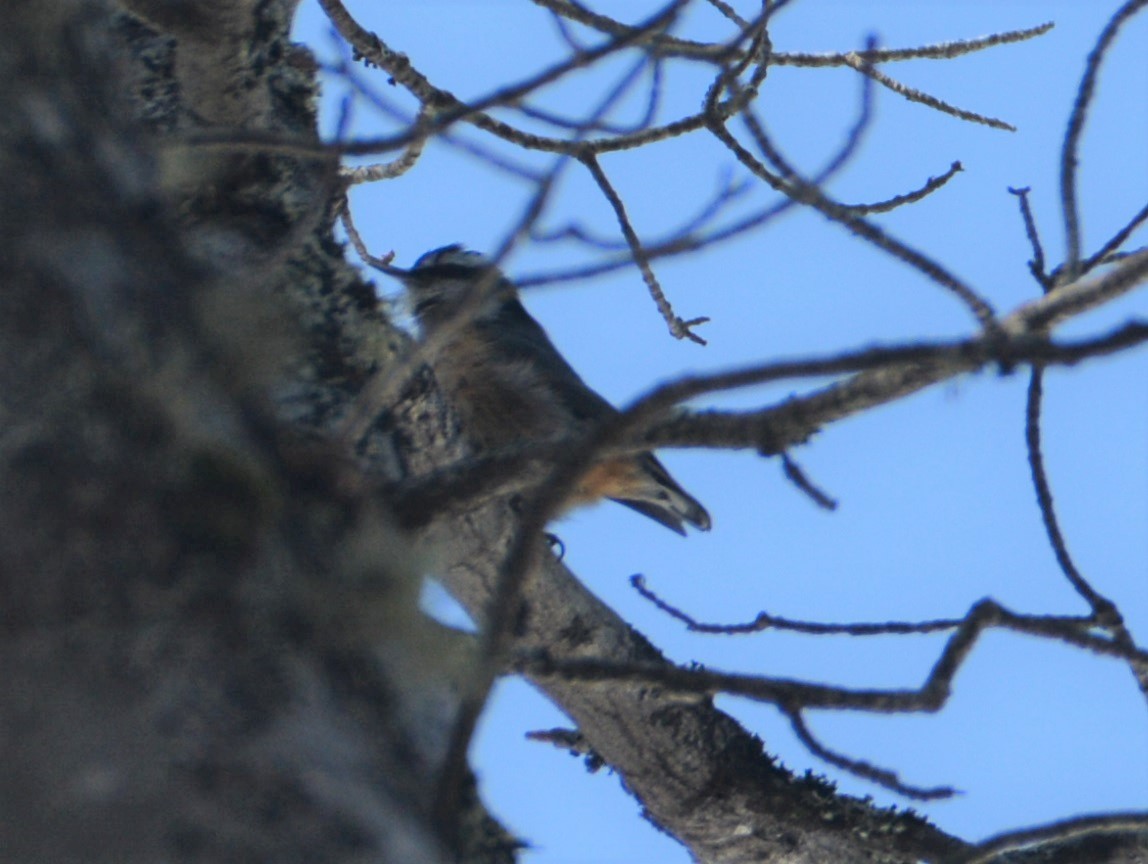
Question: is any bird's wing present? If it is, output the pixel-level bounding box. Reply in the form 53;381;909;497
480;301;711;534
479;300;617;423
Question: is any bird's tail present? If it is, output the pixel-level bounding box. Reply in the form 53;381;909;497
566;453;710;535
610;453;711;536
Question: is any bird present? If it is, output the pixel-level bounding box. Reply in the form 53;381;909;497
398;244;710;535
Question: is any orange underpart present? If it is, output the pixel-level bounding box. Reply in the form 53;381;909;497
564;458;647;509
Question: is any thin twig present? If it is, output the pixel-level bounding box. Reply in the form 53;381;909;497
1008;186;1051;291
315;0;690;171
784;705;956;800
844;53;1014;131
1025;369;1148;700
580;153;709;343
1025;370;1109;609
323;55;547;182
516;57;665;136
537;0;1051;66
529;0;743;61
531;171;751;249
339;199;395;271
518;599;1148;711
341;123;428;184
846;161;963;215
811;33;879;183
1083;199;1148;275
631;575;965;636
780;453;838;511
185;12;1050;165
516;157;965;285
776;22;1054;67
702;0;747;28
1060;0;1148;280
724;102;998;327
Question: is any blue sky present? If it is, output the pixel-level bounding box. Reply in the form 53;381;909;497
294;2;1147;861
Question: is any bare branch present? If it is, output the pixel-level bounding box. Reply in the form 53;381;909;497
579;153;709;343
634;321;1148;436
339;198;394;272
644;250;1148;453
517;598;1148;712
529;0;740;61
629;577;1142;673
363;314;1148;545
516;58;665;135
1083;199;1148;275
631;574;967;636
1060;0;1148;280
840;53;1014;131
702;0;747;28
714;102;998;326
537;0;1051;68
531;170;751;249
951;813;1148;864
1025;370;1109;610
776;22;1054;66
783;706;956;800
1009;186;1052;291
846;161;964;215
317;0;689;155
340;112;428;184
322;55;548;182
1026;369;1148;700
781;453;838;511
517;157;966;286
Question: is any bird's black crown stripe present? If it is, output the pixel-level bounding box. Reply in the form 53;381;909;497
408;262;492;282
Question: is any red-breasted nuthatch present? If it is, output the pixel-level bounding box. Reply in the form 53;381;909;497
399;245;710;535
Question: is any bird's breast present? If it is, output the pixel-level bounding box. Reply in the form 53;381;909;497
433;334;567;449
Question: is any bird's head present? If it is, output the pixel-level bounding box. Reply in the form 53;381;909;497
400;245;514;327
